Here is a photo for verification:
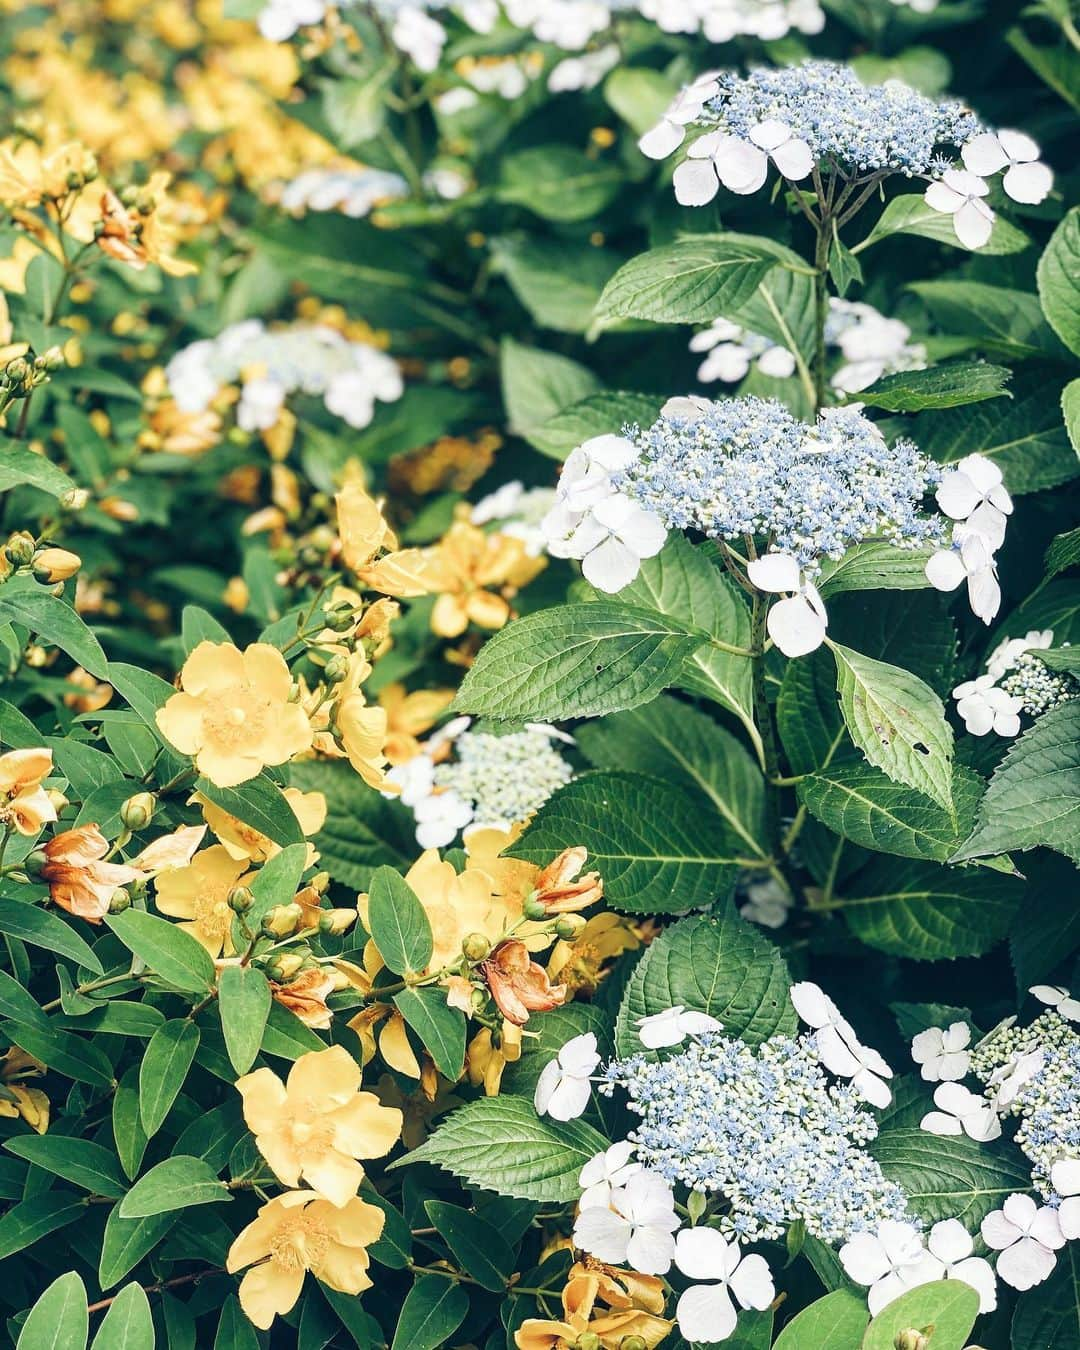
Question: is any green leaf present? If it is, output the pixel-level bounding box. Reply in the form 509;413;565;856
595;235;778;324
393;987;466;1080
1007;23;1080;111
497;146;622;223
260;998;327;1059
139;1019;200;1138
828;232;863;297
4;1022;115;1087
611;535;757;752
839;856;1023;960
862;1280;977;1350
424;1201;513;1291
1040;646;1080;674
854;361;1011;411
15;1272;88;1350
491;235;619;335
0;445;74;498
526;391;665;461
0;967;50;1028
119;1156;229;1218
106;910;215;993
218;965;271;1076
575;695;768;861
603;66;679;134
4;1135;126;1198
872;1127;1031;1226
913;367;1076;496
1011;1245;1080;1350
289;758;414;890
0;588;109;680
952;702;1080;864
106;663;175;739
367;866;433;976
453;602;704;722
798;760;982;861
1037;207;1080;358
98;1207;178;1289
614;908;797;1055
500;337;601;437
511;772;740;914
908;280;1066;360
195;775;305;851
89;1283;154;1350
113;1066;149;1181
771;1289;868;1349
213;1296;259;1350
0;1193;84;1260
0;900;102;974
1064;379;1080;460
390;1275;469;1350
395;1096;608;1202
830;642;954;812
857;193;1031;255
816;541;935;597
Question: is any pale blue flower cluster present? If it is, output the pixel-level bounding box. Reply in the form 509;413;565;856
433;727;573;830
971;1013;1080;1200
614;398;943;572
698;62;982;177
606;1032;909;1243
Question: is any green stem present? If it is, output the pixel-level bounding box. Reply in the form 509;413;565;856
812;220;830;414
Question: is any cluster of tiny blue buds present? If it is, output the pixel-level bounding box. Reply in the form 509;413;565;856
433;728;573;829
696;62;982;178
614;397;943;572
605;1032;910;1243
999;652;1080;719
970;1012;1080;1200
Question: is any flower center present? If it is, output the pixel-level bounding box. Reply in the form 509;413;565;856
270;1214;330;1272
290;1107;335;1157
203;687;271;749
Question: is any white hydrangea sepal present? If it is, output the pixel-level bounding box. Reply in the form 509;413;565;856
533;1032;599;1121
924;170;995;250
962;130;1053;204
747;553;829;658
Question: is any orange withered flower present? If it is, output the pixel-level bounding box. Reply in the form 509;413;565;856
270;967;336;1030
40;824;141;923
532;847;603;915
481;938;567;1027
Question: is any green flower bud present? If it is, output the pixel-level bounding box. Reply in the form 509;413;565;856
894;1333;928;1350
227;885;255;914
462;933;491;962
323;654;350;684
555;914;586;941
262;902;303;938
119;791;155;831
108;888;131;914
5;532;36;568
687;1188;708;1223
523;897;548;922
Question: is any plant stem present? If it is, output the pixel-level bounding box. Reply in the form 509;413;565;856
812;218;830;414
86;1268;224;1315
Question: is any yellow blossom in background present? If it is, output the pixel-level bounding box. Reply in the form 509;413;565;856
194;786;326;863
336;476;397;573
0;747;57;835
0;236;40;295
154;843;253;957
236;1045;401;1207
0;137;91;206
156;641;313;787
515;1261;672;1350
0;1048;49;1134
142;398;223;456
227;1190;384;1330
336;692;391;789
387;429;501;497
62;668;113;715
376;1071;460;1150
547;913;646;998
377;683;455;765
424;521;529;638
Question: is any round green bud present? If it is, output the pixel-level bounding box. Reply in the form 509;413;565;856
227;885;255;914
120;792;155;831
555;914;586;941
5;532;36;568
462;933;491;962
523;897;548;922
323;654;350;684
108;888;131;915
620;1339;648;1350
894;1333;928;1350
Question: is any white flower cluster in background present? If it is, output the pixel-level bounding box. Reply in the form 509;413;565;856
908;996;1080;1294
691;300;925;395
546;396;977;657
925;453;1013;624
639;62;1052;249
165;320;404;431
276;167;409;219
951;629;1078;738
533;988;998;1334
471;480;557;556
639;0;823;42
384;716;574;847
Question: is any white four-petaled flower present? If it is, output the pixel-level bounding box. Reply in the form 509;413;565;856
921;1082;1002;1143
572;1169;681;1275
951;675;1023;738
962;130;1053;205
638;72;723;160
534;1032;600;1121
839;1220;940;1315
636;1005;723;1049
924;169;996;250
911;1022;971;1081
673;118;813;205
790;981;893;1106
579;1141;642;1210
924;1219;998;1313
1050;1160;1080;1240
673;1228;775;1344
981;1194;1064;1291
1029;984;1080;1022
747;553;829;659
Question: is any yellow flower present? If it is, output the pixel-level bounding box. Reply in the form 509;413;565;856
0;747;57;836
336;477;397;573
358;850;511;974
194;787;326;864
156;641;313;787
336;693;391;789
0;1048;49;1133
377;683;455;765
0;236;41;294
154;844;253;957
466;1020;522;1096
32;547;81;582
547;913;644;997
0;138;90;206
515;1263;672;1350
376;1071;461;1149
424;522;528;638
236;1045;401;1207
227;1191;384;1330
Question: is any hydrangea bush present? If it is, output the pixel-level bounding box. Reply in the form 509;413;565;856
0;0;1077;1347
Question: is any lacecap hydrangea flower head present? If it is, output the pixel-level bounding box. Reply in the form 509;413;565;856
543;396;1011;657
640;61;1052;249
